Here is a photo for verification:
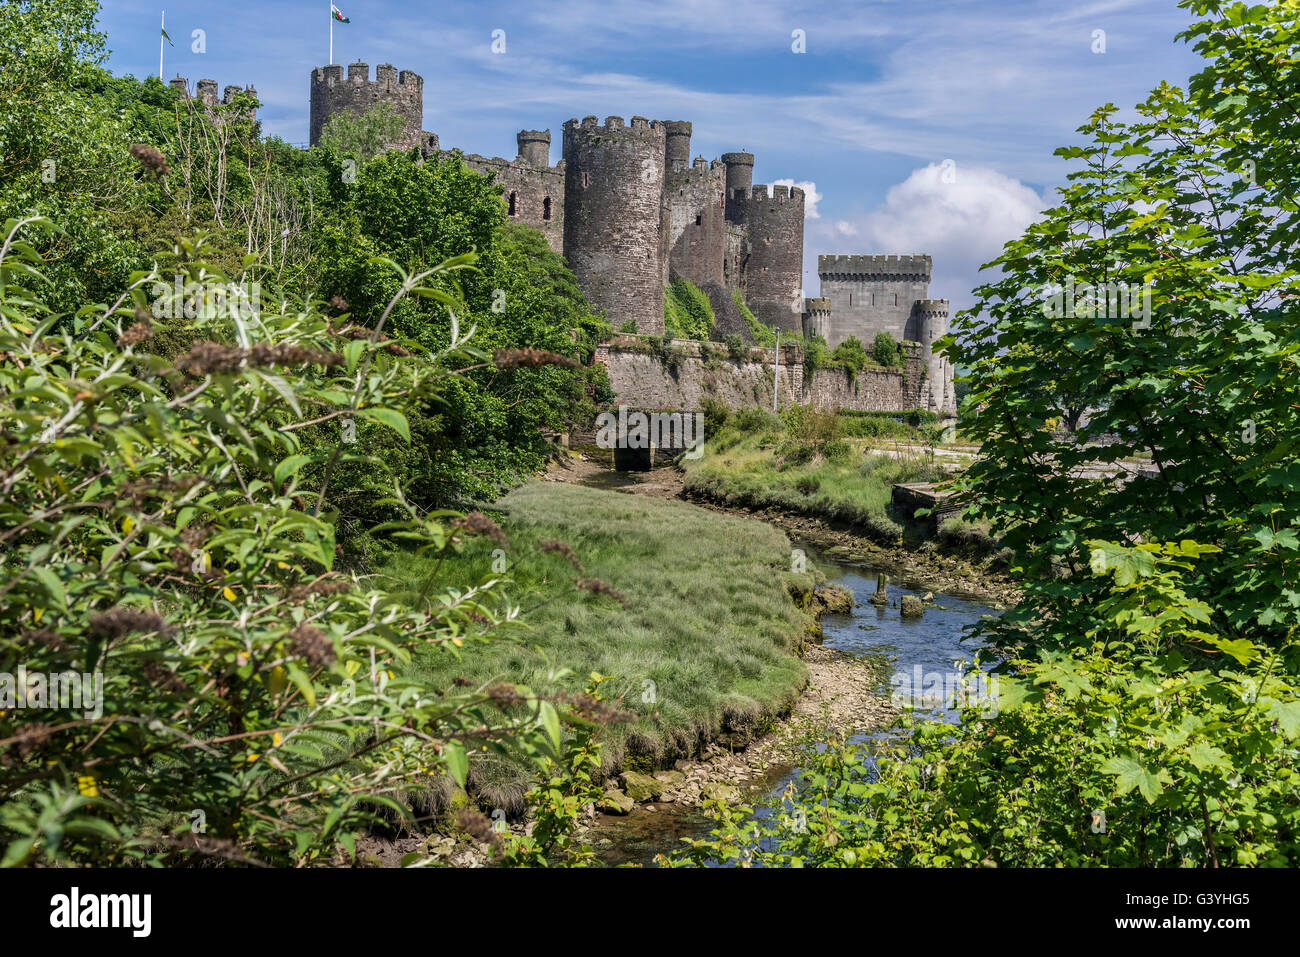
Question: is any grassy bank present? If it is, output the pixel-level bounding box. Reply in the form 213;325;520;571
683;408;954;542
376;481;814;811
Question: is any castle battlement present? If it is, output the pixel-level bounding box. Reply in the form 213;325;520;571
564;115;665;139
912;298;949;314
819;254;933;280
170;76;258;111
729;185;804;203
312;62;423;91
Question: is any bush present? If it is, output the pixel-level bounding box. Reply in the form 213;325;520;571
871;330;903;368
701;397;731;434
0;222;572;866
664;276;715;340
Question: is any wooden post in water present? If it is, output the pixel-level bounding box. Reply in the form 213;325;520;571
870;572;889;606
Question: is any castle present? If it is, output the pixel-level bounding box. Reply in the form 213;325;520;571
207;61;953;416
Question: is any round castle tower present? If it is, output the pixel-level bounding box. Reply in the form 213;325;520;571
721;152;754;194
516;129;551;167
562;115;667;334
911;298;956;415
309;62;423;149
728;183;806;333
802;297;832;340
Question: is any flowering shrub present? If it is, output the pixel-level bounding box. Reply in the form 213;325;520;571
0;218;574;866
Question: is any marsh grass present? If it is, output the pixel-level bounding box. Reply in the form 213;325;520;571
376;481;813;808
683;418;952;541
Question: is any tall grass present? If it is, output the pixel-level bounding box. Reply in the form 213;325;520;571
682;414;951;541
376;481;813;810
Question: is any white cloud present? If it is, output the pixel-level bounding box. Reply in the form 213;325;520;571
808;163;1047;313
772;178;822;218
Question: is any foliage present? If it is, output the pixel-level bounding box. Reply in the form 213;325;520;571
663;275;714;340
734;289;775;346
0;221;574;866
871;330;903;368
945;0;1300;649
830;335;868;377
672;543;1300;867
318;102;408;164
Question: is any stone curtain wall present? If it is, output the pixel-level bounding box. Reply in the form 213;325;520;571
599;338;928;414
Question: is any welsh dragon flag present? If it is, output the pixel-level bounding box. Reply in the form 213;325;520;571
331;4;349;22
161;27;174;46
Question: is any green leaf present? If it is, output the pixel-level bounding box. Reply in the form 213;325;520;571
443;740;469;788
357;406;410;441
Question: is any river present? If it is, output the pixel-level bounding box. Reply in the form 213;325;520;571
587;540;998;866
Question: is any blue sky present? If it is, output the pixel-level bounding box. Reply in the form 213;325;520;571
96;0;1208;312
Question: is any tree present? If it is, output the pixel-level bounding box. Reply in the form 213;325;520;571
318;102;408;163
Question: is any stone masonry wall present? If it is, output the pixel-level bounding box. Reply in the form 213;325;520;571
598;338;929;414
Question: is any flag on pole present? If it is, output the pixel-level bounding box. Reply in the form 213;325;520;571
161;26;174;46
331;4;349;22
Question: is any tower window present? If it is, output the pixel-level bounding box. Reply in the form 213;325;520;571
543;196;552;221
581;172;591;188
508;192;517;216
695;214;702;226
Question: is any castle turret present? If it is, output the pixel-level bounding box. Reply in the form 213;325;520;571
911;298;955;415
802;297;832;340
516;129;551;167
168;76;257;120
309;62;423;149
727;183;806;333
562;115;667;334
662;121;692;171
721;152;754;194
196;79;218;107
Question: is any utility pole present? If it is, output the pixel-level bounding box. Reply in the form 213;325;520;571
773;329;780;412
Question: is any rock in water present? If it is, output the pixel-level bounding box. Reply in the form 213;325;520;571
900;595;924;619
599;789;635;814
620;770;664;802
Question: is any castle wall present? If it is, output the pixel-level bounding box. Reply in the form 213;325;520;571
597;337;930;415
599;338;804;410
727;185;805;334
664;158;727;290
452;143;565;254
562;116;667;334
817;255;932;347
310;63;423;149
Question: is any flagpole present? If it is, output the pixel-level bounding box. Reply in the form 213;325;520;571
329;1;333;64
159;10;165;78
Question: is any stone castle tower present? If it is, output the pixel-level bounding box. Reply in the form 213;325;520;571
309;62;423;149
169;76;258;119
306;66;955;415
809;255;955;415
562;116;668;334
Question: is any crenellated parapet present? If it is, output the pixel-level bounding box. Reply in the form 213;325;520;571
818;254;932;282
169;76;258;119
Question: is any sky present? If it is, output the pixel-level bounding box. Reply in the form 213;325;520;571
95;0;1209;314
